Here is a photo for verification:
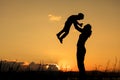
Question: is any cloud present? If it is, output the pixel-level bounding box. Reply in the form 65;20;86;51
48;14;62;21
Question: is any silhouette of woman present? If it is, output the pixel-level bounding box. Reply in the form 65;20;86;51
76;24;92;80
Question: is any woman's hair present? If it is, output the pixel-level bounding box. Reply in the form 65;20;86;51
83;24;92;37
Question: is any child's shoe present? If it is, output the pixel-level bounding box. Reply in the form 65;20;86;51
59;38;63;44
56;34;59;39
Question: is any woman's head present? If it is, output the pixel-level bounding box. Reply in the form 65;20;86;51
83;24;91;30
83;24;92;37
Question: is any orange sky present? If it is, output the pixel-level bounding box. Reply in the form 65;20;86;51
0;0;120;71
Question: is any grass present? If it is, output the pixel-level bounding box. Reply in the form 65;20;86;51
0;60;120;80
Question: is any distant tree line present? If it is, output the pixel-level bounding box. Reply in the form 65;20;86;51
0;60;59;72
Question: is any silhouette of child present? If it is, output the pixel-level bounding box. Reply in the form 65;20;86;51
77;24;92;80
56;13;84;43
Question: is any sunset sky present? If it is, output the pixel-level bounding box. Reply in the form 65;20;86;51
0;0;120;71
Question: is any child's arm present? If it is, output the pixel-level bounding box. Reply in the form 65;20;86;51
74;23;83;32
76;21;83;27
78;23;83;27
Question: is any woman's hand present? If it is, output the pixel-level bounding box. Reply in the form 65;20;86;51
79;23;83;27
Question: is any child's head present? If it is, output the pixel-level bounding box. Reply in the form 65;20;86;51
78;13;84;20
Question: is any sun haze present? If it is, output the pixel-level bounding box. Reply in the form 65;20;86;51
0;0;120;71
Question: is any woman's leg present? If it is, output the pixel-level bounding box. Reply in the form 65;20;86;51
77;47;86;80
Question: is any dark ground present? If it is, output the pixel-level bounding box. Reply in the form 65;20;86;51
0;71;120;80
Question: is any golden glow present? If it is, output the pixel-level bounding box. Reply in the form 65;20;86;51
22;62;29;66
58;59;74;71
55;64;60;70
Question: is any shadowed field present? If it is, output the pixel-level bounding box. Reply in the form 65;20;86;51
0;60;120;80
0;71;120;80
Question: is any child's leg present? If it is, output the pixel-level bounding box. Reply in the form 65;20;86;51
56;29;64;39
60;31;68;40
59;31;69;43
57;23;70;39
57;23;70;43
